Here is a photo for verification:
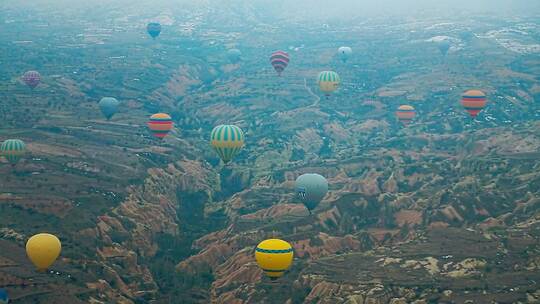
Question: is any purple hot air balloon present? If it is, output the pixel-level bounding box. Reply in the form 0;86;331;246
270;51;290;76
22;71;41;89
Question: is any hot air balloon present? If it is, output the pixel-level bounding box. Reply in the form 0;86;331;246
210;125;244;163
461;90;487;118
436;40;451;56
0;288;8;304
396;105;416;126
255;239;294;280
337;46;352;62
227;48;242;63
317;71;340;96
147;113;173;139
147;22;161;39
26;233;61;272
270;51;289;76
22;71;41;89
1;139;26;165
295;173;328;211
459;31;474;42
99;97;120;120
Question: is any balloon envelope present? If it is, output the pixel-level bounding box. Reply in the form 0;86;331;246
317;71;340;95
437;40;451;55
396;105;416;126
147;22;161;39
147;113;173;139
270;51;289;75
22;70;41;89
0;288;8;304
255;239;293;279
337;46;352;62
1;139;26;165
210;125;244;163
227;48;242;63
295;173;328;211
99;97;120;120
26;233;61;271
461;90;487;118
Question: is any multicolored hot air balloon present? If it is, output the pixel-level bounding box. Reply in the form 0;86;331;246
22;70;41;89
255;239;294;280
147;22;161;39
147;113;173;139
210;125;244;163
396;105;416;126
26;233;61;272
461;90;487;118
227;48;242;63
99;97;120;120
270;51;290;76
0;288;8;304
295;173;328;211
1;139;26;165
337;46;352;62
317;71;340;96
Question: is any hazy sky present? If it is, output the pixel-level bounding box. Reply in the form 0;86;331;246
2;0;539;20
263;0;540;19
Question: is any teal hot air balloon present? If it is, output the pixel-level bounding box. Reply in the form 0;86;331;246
436;40;451;56
0;288;8;304
1;139;26;165
295;173;328;211
227;48;242;63
99;97;120;120
337;46;352;62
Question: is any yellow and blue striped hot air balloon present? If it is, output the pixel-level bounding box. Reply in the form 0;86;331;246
396;105;416;126
461;90;487;118
255;239;294;280
1;139;26;165
147;113;173;139
210;124;244;163
317;71;340;96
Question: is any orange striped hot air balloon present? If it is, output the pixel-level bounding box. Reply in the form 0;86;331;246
396;105;416;126
147;113;173;139
461;90;487;118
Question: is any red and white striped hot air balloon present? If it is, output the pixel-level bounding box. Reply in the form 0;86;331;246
22;71;41;89
270;51;289;76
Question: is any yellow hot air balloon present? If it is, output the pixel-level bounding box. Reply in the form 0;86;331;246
255;239;294;280
26;233;61;271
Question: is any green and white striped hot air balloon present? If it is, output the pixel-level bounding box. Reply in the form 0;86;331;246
1;139;26;165
317;71;340;96
210;125;244;163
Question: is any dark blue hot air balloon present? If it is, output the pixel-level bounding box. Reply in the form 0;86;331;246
147;22;161;39
0;288;9;304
